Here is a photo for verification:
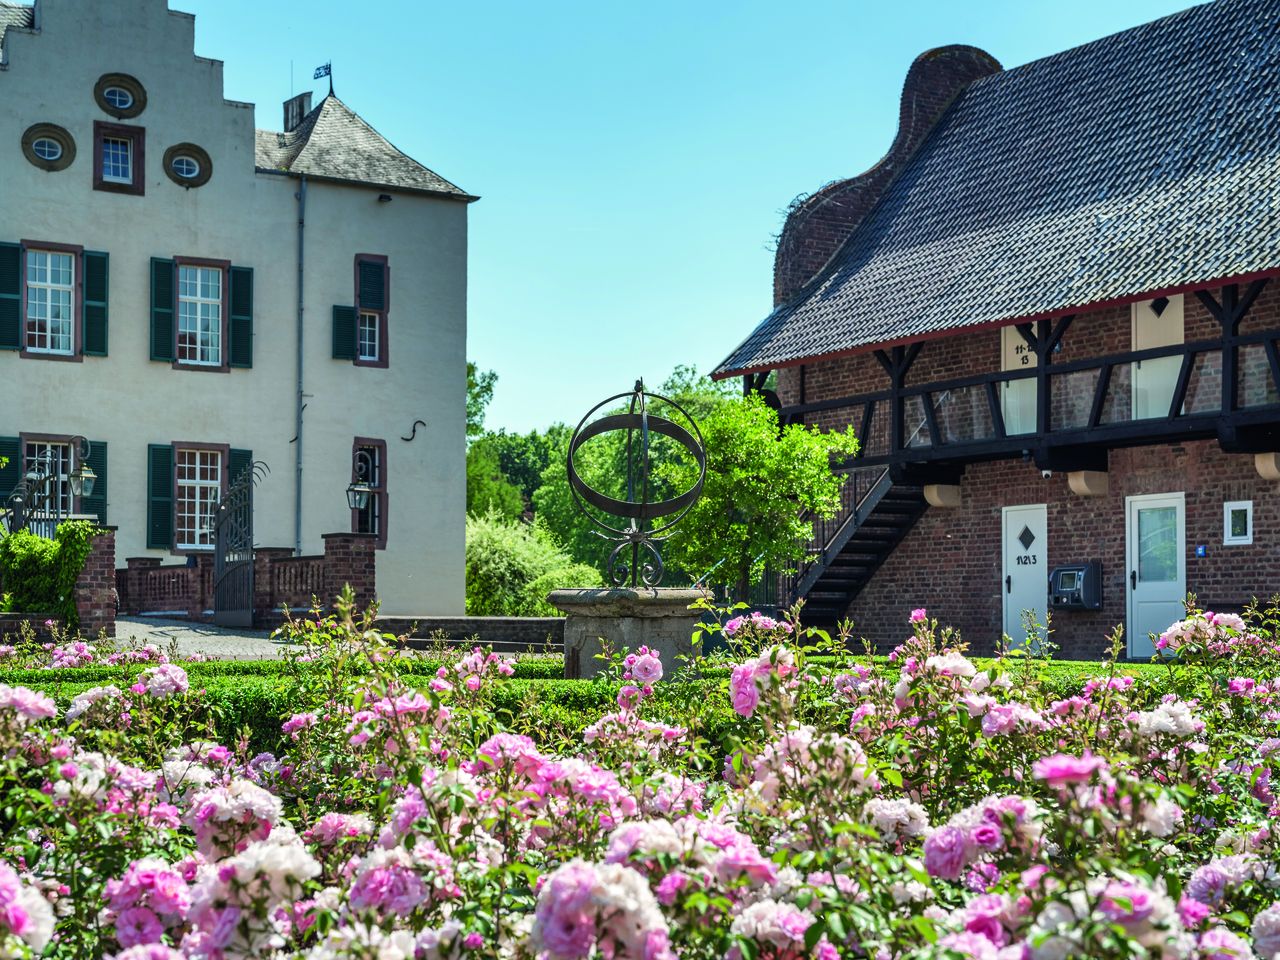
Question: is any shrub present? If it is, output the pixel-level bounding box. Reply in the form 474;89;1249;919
465;509;601;615
0;521;98;625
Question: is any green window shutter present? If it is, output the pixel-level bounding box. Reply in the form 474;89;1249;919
332;305;356;360
357;259;387;312
0;437;21;501
228;448;253;487
150;258;175;362
82;251;109;357
79;440;108;524
146;444;174;549
228;265;253;368
0;243;20;351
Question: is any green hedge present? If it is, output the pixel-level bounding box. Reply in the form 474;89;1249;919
9;656;1174;760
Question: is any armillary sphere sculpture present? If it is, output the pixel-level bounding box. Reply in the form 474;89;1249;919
568;379;706;587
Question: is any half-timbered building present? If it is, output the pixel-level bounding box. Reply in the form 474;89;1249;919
715;0;1280;658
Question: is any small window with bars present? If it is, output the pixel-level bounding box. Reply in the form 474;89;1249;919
352;441;386;545
175;448;222;550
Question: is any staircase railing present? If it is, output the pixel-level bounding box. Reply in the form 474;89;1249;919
786;390;951;604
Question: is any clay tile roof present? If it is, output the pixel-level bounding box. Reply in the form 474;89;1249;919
254;94;475;201
0;2;33;61
716;0;1280;378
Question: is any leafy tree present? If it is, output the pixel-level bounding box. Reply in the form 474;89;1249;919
657;392;859;595
531;366;748;581
466;443;524;521
465;510;601;616
474;426;570;505
466;362;498;440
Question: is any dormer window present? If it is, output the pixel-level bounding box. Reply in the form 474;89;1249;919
102;86;134;111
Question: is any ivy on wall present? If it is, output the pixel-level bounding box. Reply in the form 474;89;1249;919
0;521;99;626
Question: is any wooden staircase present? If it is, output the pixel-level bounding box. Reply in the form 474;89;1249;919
790;470;929;624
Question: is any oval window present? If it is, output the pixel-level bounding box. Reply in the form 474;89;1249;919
103;86;134;110
21;124;76;171
32;138;63;162
171;155;200;179
162;143;212;187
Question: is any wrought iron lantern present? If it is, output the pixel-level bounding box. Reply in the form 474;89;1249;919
3;435;93;534
347;449;375;511
567;379;706;587
68;459;96;498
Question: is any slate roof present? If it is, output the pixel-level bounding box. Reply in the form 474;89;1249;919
716;0;1280;378
255;95;474;200
0;2;33;61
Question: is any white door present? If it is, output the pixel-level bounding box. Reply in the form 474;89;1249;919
1002;504;1048;649
1001;326;1037;435
1126;493;1186;658
1132;295;1184;419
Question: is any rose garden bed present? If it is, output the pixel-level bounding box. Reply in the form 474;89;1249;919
0;596;1276;958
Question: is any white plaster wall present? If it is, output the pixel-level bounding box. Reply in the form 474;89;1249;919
0;0;467;615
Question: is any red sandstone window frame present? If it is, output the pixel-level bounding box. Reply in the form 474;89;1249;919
353;254;389;369
18;240;84;362
93;121;145;196
350;437;388;549
171;256;231;373
170;441;230;554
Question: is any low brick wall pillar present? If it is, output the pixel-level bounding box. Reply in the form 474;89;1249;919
252;548;296;622
75;527;116;639
189;555;214;620
322;533;377;613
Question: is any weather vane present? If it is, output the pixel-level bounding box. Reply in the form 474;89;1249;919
567;379;706;587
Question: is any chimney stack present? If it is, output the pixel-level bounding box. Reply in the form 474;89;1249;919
283;92;313;133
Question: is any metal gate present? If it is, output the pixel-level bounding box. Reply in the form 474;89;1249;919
213;461;266;627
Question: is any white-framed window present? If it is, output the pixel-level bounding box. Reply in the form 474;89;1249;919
1224;500;1253;546
32;138;63;162
101;137;132;183
171;155;199;179
23;441;73;516
103;86;134;111
177;265;223;365
357;311;380;361
24;250;75;355
175;448;222;550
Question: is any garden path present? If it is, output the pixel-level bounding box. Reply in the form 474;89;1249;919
114;616;298;660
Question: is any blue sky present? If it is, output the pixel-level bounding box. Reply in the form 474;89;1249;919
182;0;1193;433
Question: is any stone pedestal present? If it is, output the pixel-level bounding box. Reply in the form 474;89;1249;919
546;587;707;679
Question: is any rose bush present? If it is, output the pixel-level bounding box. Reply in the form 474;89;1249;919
0;590;1279;958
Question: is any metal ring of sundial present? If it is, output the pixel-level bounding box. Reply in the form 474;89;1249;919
567;381;706;586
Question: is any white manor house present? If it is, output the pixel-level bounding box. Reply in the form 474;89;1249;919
0;0;473;615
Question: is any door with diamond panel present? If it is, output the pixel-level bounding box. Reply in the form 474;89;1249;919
1002;504;1048;649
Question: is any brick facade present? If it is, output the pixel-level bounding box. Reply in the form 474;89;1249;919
779;288;1280;658
74;526;116;638
323;533;377;613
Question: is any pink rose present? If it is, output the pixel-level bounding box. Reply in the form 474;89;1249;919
923;825;967;879
729;663;760;718
910;608;927;623
1031;751;1108;788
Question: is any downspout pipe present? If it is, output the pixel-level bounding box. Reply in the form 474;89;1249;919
294;174;307;555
